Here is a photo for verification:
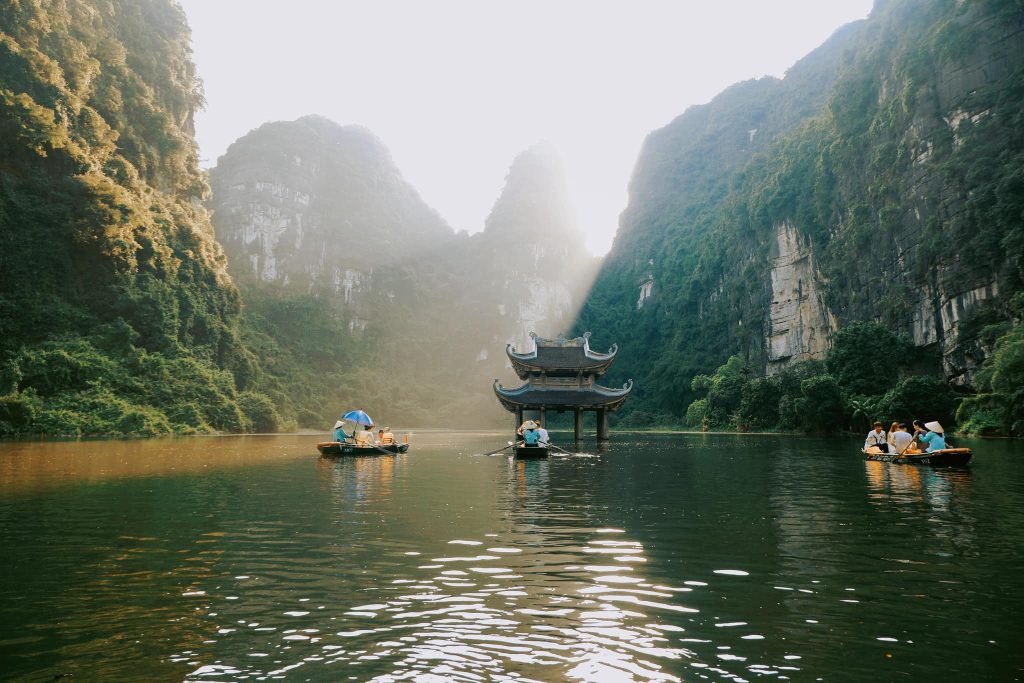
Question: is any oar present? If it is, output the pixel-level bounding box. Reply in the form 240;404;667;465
547;443;574;455
351;422;402;456
482;441;515;456
367;443;401;456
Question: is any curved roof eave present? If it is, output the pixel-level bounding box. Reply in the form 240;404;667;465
493;378;634;410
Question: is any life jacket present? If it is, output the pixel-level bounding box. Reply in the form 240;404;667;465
380;432;396;445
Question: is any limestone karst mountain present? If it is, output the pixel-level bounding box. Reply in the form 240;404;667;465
0;0;277;436
210;115;452;296
574;0;1024;429
208;123;596;426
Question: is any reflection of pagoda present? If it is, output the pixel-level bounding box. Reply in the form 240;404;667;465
493;332;633;441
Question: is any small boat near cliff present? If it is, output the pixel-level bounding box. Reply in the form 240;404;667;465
318;442;409;456
863;447;972;467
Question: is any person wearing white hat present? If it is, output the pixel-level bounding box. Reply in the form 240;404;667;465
914;420;947;452
333;420;350;443
517;420;541;446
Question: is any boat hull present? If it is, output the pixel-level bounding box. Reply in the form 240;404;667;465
863;447;972;466
513;445;549;458
317;442;408;456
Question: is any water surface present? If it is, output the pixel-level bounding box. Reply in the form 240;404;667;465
1;432;1021;681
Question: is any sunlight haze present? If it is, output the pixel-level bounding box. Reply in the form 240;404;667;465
181;0;873;254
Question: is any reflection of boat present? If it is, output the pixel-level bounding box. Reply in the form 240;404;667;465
863;447;972;467
513;444;549;458
317;442;409;456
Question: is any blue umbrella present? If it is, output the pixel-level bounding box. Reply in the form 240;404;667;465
341;409;373;426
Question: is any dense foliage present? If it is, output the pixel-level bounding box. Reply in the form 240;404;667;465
955;293;1024;435
683;322;961;433
0;0;276;436
574;0;1024;435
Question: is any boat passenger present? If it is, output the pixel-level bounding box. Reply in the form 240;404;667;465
889;423;913;455
356;424;377;447
916;421;947;452
886;421;900;452
522;427;541;446
333;420;350;443
537;424;550;447
379;427;397;445
864;422;888;453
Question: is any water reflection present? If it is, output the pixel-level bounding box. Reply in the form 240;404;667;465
1;433;1022;681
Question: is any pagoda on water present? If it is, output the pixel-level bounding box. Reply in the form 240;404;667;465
493;332;632;441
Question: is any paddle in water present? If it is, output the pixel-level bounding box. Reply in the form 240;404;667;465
482;441;515;456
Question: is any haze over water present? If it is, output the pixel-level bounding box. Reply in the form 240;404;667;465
1;432;1022;681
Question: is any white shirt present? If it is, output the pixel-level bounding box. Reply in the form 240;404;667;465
537;427;549;446
865;429;887;447
890;430;913;454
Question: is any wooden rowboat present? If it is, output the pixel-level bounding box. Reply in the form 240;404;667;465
863;447;972;467
317;441;409;456
513;444;549;458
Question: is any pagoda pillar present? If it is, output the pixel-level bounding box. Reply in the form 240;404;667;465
597;408;610;441
539;407;547;427
574;409;583;442
515;407;523;433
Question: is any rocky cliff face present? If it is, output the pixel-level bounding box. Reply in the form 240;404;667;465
574;0;1024;419
471;143;598;349
208;123;594;423
210;116;452;302
767;222;837;371
800;0;1024;385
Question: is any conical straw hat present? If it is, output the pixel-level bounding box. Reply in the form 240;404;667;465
334;420;344;429
924;421;944;433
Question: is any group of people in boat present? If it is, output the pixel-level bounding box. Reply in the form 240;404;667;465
332;420;398;447
864;419;948;456
516;420;549;447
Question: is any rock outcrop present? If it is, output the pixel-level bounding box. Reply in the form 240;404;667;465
208;123;595;423
210;115;452;302
767;222;837;372
573;0;1024;419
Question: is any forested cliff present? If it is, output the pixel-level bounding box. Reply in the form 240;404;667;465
575;0;1024;434
0;0;596;435
0;0;280;435
4;0;1021;437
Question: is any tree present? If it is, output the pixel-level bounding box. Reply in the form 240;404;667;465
795;375;846;432
826;322;913;396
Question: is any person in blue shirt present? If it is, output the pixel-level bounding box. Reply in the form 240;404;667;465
517;420;541;446
914;420;947;452
332;420;350;443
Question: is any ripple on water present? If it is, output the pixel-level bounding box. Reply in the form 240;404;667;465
172;524;804;683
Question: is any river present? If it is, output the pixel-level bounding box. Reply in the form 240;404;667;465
0;432;1021;682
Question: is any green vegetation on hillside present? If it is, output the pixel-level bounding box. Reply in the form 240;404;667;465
575;0;1024;436
684;322;959;433
955;293;1024;435
0;0;276;436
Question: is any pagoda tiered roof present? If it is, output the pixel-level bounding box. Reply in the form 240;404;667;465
506;332;618;379
492;377;633;412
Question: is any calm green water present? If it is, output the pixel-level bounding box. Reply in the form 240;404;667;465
1;432;1022;682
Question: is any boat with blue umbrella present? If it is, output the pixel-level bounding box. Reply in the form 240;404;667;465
317;410;409;456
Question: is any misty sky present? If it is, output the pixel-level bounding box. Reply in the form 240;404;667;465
181;0;872;255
